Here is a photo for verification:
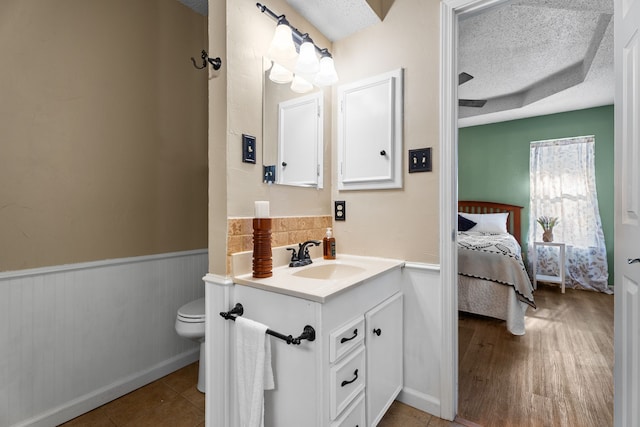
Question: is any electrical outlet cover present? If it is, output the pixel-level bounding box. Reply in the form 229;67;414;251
335;201;346;221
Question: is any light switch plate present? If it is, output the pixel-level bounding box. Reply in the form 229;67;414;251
408;148;432;173
242;134;256;164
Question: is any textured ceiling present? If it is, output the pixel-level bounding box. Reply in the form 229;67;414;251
285;0;381;41
458;0;614;127
176;0;207;16
177;0;613;127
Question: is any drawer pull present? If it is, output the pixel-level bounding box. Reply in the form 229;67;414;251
340;329;358;343
373;328;381;336
341;369;359;387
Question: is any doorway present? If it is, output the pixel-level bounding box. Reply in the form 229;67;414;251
440;0;616;423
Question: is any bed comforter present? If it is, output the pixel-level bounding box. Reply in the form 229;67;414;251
458;231;535;307
458;232;535;334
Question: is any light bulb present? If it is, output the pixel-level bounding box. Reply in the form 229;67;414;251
295;41;320;76
314;56;338;86
267;23;297;63
269;62;293;84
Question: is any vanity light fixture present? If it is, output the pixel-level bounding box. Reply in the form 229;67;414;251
269;62;294;84
315;50;339;87
257;2;339;90
267;16;297;62
295;35;320;76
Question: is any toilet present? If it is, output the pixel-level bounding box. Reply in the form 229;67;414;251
175;297;206;393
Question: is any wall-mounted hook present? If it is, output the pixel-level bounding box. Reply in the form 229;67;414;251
191;50;222;70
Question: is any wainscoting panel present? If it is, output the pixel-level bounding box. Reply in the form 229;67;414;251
0;250;208;427
397;263;443;417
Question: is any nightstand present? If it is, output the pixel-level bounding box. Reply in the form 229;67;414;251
532;241;566;293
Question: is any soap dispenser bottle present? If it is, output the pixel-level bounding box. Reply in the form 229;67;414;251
323;227;336;260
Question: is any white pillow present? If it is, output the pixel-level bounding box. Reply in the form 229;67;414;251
458;212;508;234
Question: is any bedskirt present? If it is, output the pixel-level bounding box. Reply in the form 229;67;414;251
458;275;530;335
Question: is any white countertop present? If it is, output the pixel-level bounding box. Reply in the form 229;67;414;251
232;254;405;303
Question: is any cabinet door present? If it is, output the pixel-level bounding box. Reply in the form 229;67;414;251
277;92;323;188
365;293;403;426
337;69;403;191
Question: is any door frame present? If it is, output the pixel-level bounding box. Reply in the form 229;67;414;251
439;0;548;420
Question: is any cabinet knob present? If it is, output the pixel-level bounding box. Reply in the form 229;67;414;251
281;161;287;167
380;150;386;156
373;328;381;336
629;258;640;264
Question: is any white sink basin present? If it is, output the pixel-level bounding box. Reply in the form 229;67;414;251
292;263;366;280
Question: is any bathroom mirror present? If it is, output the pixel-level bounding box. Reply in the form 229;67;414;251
262;64;325;188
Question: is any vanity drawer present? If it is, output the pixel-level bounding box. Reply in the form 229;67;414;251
330;316;365;363
330;345;366;420
330;392;365;427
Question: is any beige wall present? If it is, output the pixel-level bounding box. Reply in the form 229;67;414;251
0;0;208;271
208;0;228;275
331;0;441;263
209;0;441;274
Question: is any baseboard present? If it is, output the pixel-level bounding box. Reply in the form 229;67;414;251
397;387;441;419
14;348;200;427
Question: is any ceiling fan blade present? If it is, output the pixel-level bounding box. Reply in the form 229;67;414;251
459;72;484;107
459;72;474;85
459;99;487;108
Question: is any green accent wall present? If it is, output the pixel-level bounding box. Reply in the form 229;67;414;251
458;105;614;284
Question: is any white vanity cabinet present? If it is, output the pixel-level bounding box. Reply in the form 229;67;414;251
232;266;403;427
329;292;403;427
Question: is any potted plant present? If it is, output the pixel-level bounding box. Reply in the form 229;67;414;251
537;216;559;242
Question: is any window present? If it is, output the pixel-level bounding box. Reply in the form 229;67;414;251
529;135;610;293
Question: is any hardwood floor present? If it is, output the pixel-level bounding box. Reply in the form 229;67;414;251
458;284;614;427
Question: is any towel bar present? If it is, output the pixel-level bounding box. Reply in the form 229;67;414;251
220;303;316;345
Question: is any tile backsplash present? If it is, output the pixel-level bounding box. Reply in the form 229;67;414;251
227;215;332;274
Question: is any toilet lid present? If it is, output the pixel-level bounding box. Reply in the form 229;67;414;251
178;298;205;320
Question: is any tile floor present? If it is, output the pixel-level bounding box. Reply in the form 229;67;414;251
60;362;473;427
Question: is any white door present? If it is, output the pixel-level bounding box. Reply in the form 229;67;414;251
614;0;640;424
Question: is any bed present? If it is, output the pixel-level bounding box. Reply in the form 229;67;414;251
458;201;535;335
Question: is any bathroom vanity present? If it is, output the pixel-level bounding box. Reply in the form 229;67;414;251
211;253;404;427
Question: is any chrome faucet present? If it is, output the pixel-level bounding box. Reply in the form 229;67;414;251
288;240;321;267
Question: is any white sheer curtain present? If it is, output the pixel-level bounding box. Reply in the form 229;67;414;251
528;135;610;293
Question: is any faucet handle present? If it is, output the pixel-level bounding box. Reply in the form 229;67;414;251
287;247;304;267
286;247;298;261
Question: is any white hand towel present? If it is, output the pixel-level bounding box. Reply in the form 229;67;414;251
235;317;275;427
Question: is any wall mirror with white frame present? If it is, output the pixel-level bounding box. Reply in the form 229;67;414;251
262;63;325;188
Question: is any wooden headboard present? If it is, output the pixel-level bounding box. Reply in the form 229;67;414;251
458;200;524;244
